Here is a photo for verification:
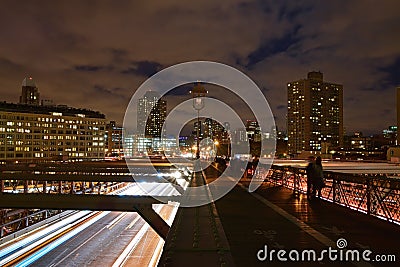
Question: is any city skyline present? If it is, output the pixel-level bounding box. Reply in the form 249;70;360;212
0;2;399;135
1;76;396;138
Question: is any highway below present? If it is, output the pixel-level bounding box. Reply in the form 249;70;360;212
0;203;177;267
0;159;190;266
30;211;146;267
35;205;175;267
0;180;181;267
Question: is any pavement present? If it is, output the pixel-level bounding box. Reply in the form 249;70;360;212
159;166;400;267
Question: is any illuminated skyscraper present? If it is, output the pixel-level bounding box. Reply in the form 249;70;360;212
203;118;227;142
137;91;166;138
246;120;261;142
287;71;343;154
20;77;40;105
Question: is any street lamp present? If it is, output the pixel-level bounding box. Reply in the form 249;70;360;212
214;140;219;157
190;83;208;159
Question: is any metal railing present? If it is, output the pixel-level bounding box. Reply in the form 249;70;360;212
0;209;64;238
255;164;400;225
0;163;134;238
0;161;182;240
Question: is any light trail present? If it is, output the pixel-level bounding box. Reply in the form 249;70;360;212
14;211;111;267
111;206;163;267
0;166;190;266
0;211;92;265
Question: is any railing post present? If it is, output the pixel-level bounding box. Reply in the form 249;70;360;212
70;181;75;194
0;209;5;238
43;181;47;194
81;182;86;195
24;210;29;228
332;174;336;203
24;180;29;193
293;172;297;194
366;179;371;215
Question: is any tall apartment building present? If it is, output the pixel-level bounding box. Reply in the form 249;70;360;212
246;120;261;142
203;118;227;142
137;91;166;138
287;71;343;154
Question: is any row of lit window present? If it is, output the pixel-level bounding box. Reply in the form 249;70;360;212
0;152;104;158
1;139;104;146
0;134;104;141
1;123;105;131
1;129;104;136
0;139;104;146
37;117;104;125
0;115;105;124
1;135;103;141
1;142;104;148
1;147;104;152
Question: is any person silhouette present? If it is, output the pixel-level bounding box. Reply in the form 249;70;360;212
311;156;324;199
306;156;315;200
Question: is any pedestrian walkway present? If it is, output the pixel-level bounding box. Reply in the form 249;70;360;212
159;169;400;267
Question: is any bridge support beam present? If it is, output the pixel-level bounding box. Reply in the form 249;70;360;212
135;204;170;240
0;193;175;240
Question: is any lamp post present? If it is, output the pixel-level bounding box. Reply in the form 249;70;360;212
214;140;219;157
190;83;208;159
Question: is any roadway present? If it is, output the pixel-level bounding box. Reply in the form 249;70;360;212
0;204;178;267
0;159;189;266
28;204;175;267
27;211;147;267
0;178;182;267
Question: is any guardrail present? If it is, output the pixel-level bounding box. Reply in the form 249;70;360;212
255;164;400;225
0;162;184;240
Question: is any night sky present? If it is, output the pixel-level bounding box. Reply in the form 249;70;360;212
0;1;399;135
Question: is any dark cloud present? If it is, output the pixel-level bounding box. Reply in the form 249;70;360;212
379;57;400;87
0;1;398;135
75;65;105;72
92;85;127;99
167;84;193;96
121;61;163;77
277;2;313;22
245;24;301;68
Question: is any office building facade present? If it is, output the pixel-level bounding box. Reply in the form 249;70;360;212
0;102;106;162
105;121;124;157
